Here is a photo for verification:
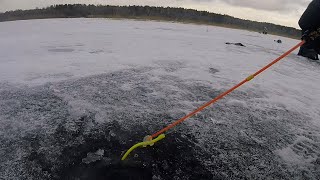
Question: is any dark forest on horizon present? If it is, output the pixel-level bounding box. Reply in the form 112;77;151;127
0;4;301;38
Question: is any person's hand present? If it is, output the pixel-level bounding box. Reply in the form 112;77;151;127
302;28;320;54
302;28;320;42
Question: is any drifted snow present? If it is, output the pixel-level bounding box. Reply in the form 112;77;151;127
0;18;319;179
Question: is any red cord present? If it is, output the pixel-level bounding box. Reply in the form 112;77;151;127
151;41;305;138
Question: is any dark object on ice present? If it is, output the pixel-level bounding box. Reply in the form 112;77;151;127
209;67;219;74
225;42;246;47
262;27;268;34
274;39;282;43
298;0;320;60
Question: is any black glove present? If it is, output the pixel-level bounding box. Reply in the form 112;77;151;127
302;28;320;42
302;28;320;54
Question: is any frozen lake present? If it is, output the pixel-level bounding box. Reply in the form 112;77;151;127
0;18;319;179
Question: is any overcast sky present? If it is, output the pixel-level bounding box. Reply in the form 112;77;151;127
0;0;312;28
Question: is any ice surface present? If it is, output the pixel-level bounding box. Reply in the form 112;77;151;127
0;18;319;179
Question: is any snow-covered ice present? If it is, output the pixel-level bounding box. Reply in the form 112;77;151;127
0;18;319;179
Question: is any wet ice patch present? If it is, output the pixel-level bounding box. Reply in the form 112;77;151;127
0;66;319;179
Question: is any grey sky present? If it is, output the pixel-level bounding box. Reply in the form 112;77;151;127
195;0;310;11
0;0;312;28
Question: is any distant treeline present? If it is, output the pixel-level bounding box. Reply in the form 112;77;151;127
0;4;301;38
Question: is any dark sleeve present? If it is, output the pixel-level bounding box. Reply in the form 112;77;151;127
299;0;320;31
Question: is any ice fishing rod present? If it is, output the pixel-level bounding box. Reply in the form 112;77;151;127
121;40;305;161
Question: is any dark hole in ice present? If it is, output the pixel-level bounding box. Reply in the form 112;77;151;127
209;67;219;74
63;160;153;180
225;42;246;47
26;116;214;180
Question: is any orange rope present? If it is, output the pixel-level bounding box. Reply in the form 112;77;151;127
151;41;305;138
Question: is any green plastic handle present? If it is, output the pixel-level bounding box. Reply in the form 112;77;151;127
121;134;165;160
